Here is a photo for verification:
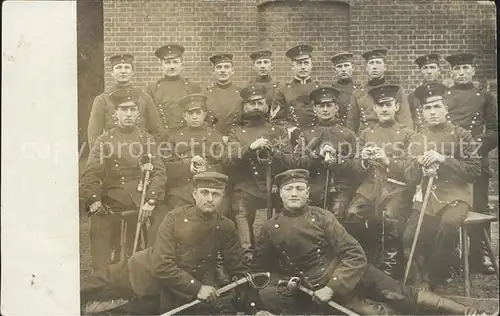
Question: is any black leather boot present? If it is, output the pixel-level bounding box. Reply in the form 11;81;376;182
416;291;486;315
380;220;403;280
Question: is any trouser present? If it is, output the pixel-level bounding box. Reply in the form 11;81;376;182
90;198;136;271
403;202;469;288
159;286;237;315
345;192;412;279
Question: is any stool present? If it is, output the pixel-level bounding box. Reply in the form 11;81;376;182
114;210;138;261
460;211;499;296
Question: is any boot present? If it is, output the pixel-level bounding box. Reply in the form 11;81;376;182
345;296;397;315
416;291;485;315
380;222;403;279
479;241;495;274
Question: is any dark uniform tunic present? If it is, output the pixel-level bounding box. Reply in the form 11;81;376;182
345;79;413;134
270;78;320;129
205;82;242;135
81;205;262;315
332;79;360;127
80;126;167;270
403;122;481;287
145;76;202;131
407;82;448;131
294;120;358;217
87;84;164;146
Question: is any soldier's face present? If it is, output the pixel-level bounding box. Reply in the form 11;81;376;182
193;187;225;213
111;63;134;84
451;64;475;84
115;103;139;127
292;58;313;79
243;98;268;115
420;63;440;82
214;62;235;83
183;108;207;128
313;102;338;121
253;58;273;77
280;182;309;211
334;62;354;80
422;100;448;126
373;100;399;123
366;58;386;79
161;57;184;77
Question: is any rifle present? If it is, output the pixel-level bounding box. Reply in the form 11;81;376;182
132;153;153;254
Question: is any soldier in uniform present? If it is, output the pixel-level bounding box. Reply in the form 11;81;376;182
403;82;481;291
407;53;448;131
444;52;498;274
87;54;163;147
294;86;357;218
252;169;485;315
223;84;295;261
205;53;243;135
145;44;202;132
248;49;280;118
330;52;360;127
271;44;320;146
80;88;167;271
345;84;417;279
147;93;226;246
345;48;413;134
80;172;268;315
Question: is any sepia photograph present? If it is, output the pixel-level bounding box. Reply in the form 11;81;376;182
10;0;498;315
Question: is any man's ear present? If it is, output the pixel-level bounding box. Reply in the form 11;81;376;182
471;66;476;77
192;189;197;200
312;105;319;115
394;102;400;112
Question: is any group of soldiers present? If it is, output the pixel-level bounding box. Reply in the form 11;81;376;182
79;43;498;315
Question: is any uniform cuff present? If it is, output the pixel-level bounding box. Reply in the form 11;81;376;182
185;278;203;298
87;193;101;206
326;275;350;297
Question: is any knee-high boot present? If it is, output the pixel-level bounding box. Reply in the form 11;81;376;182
416;291;486;315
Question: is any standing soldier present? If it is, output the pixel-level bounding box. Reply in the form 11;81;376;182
80;88;167;271
147;93;226;246
407;53;448;131
87;54;163;147
403;83;481;291
223;85;295;260
294;86;357;218
345;48;413;134
248;49;280;117
205;53;243;135
271;44;320;146
345;84;417;279
330;52;360;127
444;52;498;274
145;44;202;132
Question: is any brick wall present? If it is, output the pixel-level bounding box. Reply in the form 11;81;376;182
100;0;496;93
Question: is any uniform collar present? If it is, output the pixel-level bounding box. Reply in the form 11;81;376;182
112;82;133;90
163;75;182;81
215;81;234;89
378;119;397;128
282;205;308;217
453;82;474;90
368;77;386;86
116;125;140;135
255;75;272;83
426;121;450;132
194;207;218;221
316;119;336;127
293;76;312;84
336;78;353;86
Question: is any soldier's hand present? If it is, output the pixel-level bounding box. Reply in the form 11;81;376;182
421;150;445;167
319;144;336;157
197;285;219;303
190;155;207;174
360;147;373;160
312;286;334;304
373;147;390;166
250;138;272;151
89;201;102;215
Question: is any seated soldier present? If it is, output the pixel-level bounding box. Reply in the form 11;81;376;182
403;83;481;290
345;84;417;279
80;172;269;315
295;86;357;218
252;169;487;316
80;88;167;271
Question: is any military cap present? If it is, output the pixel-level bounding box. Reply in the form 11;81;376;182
309;86;341;105
445;52;478;67
109;54;134;67
109;88;141;107
330;52;354;65
285;44;314;61
155;44;185;60
362;48;388;61
179;93;207;112
193;171;228;190
240;84;267;102
250;49;272;61
368;84;400;104
275;169;310;187
416;82;447;105
210;53;234;65
414;53;441;68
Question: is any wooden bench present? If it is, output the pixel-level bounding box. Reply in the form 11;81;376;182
460;211;499;296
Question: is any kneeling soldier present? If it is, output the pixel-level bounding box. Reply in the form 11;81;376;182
346;84;417;279
252;169;487;315
403;83;481;290
80;88;167;271
295;86;357;218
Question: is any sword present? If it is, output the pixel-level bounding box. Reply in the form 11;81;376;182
161;272;271;316
276;277;359;316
